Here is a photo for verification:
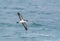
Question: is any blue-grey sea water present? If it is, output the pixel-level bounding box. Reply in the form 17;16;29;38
0;0;60;41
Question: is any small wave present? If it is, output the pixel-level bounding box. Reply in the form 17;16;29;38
31;22;43;27
11;7;24;10
39;11;52;15
29;10;37;13
0;23;20;27
2;35;11;37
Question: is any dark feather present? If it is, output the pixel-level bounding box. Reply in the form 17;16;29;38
17;12;23;20
22;23;28;31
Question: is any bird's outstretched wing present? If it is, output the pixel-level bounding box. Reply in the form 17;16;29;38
17;12;23;20
22;22;28;31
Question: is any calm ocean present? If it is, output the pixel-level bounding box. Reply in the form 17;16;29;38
0;0;60;41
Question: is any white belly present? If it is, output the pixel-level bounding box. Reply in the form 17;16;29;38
20;20;26;23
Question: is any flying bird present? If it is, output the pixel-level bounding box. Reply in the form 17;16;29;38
17;12;28;31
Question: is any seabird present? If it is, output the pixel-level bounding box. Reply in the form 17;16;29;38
17;12;28;31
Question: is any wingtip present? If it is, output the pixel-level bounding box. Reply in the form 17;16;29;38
25;28;28;31
17;12;21;15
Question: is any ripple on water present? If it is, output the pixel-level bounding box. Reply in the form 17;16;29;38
0;23;21;27
30;22;44;27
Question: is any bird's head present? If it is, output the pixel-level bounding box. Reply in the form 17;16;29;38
16;22;19;23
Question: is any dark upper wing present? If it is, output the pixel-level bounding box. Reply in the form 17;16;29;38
22;23;28;31
17;12;23;20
